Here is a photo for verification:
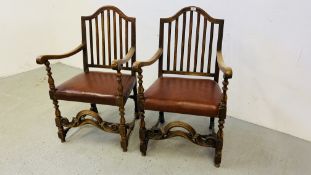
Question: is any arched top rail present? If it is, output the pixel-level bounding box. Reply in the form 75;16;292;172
81;5;135;22
160;6;223;24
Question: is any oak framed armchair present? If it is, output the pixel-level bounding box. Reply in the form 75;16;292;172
36;6;137;152
133;6;233;167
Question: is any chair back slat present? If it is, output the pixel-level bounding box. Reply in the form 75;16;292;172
173;18;178;71
107;10;112;65
101;12;106;65
125;21;129;67
158;22;164;77
119;15;123;66
113;11;117;61
186;11;193;72
158;6;223;78
193;13;201;72
215;22;224;82
88;20;94;65
81;6;136;71
207;23;214;74
200;18;207;73
166;22;172;70
95;16;100;65
180;12;187;71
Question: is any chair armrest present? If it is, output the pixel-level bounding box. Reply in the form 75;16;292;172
133;48;163;71
112;47;136;70
217;51;233;79
36;43;85;64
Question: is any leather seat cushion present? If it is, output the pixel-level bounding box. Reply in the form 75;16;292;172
144;77;222;117
55;71;136;105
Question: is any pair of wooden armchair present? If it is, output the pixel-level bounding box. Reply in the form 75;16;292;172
36;6;232;167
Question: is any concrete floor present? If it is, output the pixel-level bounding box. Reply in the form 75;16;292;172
0;63;311;175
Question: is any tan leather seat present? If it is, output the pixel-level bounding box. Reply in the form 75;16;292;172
144;77;222;117
55;71;136;105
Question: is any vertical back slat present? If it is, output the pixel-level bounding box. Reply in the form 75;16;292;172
173;18;179;71
200;18;207;72
158;21;164;77
131;20;136;67
186;11;193;72
217;22;224;50
215;21;224;82
113;12;117;60
180;12;187;71
119;16;123;64
193;13;201;72
101;12;106;65
89;20;94;65
207;23;214;73
95;16;100;65
125;21;129;67
81;19;89;72
167;22;172;70
107;10;112;65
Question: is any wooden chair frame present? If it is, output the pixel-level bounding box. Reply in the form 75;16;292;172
36;6;137;152
133;6;233;167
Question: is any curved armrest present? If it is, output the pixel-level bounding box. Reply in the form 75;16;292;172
36;43;85;64
217;51;233;79
133;48;163;71
112;47;136;70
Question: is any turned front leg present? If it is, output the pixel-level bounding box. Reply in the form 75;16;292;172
214;76;229;167
116;70;128;152
215;114;225;167
53;99;66;142
137;69;148;155
45;61;66;142
119;104;127;152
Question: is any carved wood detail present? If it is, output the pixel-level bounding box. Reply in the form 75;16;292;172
214;75;229;167
137;69;148;155
44;61;66;142
59;109;135;138
147;120;218;148
116;70;128;152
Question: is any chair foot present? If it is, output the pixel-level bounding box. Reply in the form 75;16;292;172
135;112;140;120
90;103;98;113
214;152;222;168
141;150;146;156
214;140;223;167
140;141;148;156
214;162;220;168
58;131;66;143
119;124;128;152
120;139;128;152
159;112;165;124
139;128;148;156
209;118;215;130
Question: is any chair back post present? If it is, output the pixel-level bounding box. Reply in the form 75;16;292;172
214;20;224;83
131;18;136;76
158;20;164;78
81;16;89;72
